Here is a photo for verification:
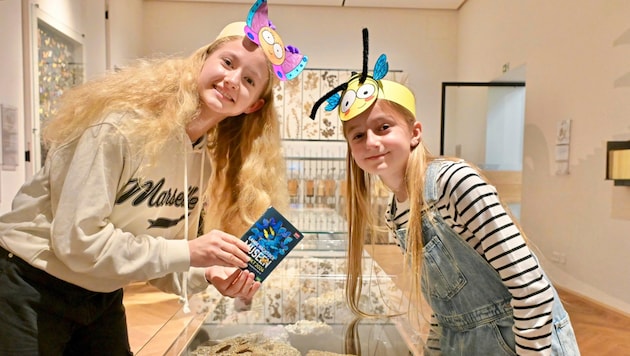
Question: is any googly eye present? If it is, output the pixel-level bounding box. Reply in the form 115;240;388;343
261;30;275;45
273;43;283;60
340;90;357;114
356;83;376;99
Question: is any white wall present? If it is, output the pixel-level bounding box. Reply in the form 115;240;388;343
0;0;107;212
107;0;143;69
458;0;630;313
85;0;107;80
444;86;488;162
0;0;26;213
485;87;525;171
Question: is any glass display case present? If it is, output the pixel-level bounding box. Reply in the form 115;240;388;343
138;141;420;355
152;215;421;355
283;140;347;214
283;139;392;244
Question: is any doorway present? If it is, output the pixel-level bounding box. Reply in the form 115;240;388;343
440;81;526;218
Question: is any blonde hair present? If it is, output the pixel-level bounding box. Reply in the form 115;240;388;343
202;62;289;235
342;99;435;318
42;35;288;236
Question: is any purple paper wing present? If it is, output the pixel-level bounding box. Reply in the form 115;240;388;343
245;0;269;45
281;52;308;81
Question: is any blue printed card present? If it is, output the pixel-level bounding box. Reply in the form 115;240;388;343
240;206;304;282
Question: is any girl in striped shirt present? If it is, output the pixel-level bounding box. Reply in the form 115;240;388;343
323;76;580;354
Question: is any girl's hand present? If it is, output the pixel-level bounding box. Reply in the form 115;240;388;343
205;266;261;299
188;229;250;268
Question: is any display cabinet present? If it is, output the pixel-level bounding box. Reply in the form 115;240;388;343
606;141;630;186
283;140;347;212
160;236;420;355
283;139;392;243
138;211;421;356
134;142;417;355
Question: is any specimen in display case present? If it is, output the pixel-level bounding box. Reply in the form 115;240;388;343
180;243;420;355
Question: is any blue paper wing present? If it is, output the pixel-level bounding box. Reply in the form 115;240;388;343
373;54;389;80
324;93;341;111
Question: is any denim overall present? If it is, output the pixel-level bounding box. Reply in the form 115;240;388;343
393;161;580;355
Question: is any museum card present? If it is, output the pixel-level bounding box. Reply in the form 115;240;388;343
240;206;304;282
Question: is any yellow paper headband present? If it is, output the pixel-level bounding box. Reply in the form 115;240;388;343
216;21;247;39
377;80;416;118
333;74;416;121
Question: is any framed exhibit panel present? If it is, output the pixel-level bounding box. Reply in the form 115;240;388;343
24;3;85;175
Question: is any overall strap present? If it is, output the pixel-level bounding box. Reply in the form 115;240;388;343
423;160;443;205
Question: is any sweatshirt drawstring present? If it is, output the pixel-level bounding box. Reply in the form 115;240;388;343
179;141;191;313
178;135;207;314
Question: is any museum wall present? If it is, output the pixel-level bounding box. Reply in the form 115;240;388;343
458;0;630;313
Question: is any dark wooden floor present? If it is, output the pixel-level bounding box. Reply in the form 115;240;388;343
368;245;630;356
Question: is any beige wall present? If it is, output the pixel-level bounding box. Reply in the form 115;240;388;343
458;0;630;313
0;0;25;213
108;0;144;69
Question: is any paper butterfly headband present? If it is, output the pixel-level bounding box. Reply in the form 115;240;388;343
309;28;416;121
244;0;308;81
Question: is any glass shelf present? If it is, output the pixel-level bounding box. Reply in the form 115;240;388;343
286;207;348;236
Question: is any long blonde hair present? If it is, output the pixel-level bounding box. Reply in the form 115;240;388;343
42;35;288;236
202;60;289;235
343;99;435;318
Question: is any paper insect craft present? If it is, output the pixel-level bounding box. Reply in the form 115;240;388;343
327;53;389;121
244;0;308;81
309;28;415;122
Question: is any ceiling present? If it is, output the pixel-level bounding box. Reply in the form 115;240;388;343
153;0;468;10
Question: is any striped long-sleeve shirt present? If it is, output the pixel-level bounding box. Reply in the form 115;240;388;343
385;160;555;355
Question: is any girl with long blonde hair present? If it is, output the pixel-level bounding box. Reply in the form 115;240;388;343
310;29;579;355
0;17;301;354
340;81;580;356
